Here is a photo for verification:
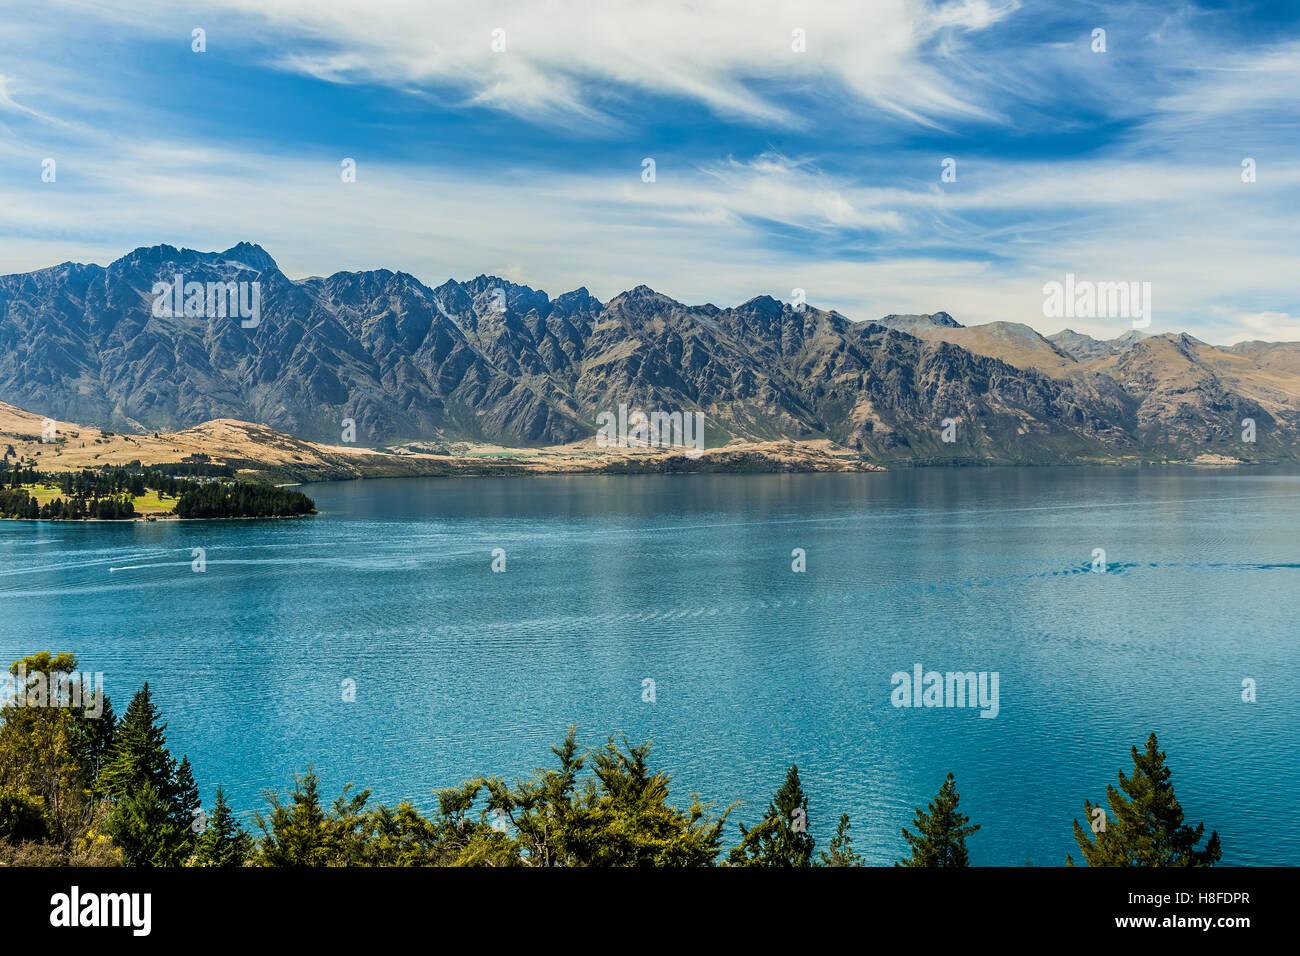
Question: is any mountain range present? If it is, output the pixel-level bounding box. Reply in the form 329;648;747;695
3;242;1298;465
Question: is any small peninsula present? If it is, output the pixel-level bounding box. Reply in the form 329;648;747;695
1;459;316;521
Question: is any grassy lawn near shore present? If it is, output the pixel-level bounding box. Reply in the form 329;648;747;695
18;483;176;515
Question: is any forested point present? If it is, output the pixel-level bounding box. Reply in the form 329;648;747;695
172;481;316;519
0;460;315;521
0;652;1223;868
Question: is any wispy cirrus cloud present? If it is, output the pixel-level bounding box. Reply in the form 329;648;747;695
0;0;1297;344
213;0;1020;128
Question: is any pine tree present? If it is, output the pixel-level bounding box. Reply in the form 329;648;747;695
254;768;336;866
897;772;980;866
70;689;115;789
562;736;726;867
104;782;187;866
98;683;175;802
193;787;253;867
1069;732;1221;867
728;764;815;866
819;812;864;866
171;756;201;839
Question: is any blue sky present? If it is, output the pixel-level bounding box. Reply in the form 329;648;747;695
1;0;1299;342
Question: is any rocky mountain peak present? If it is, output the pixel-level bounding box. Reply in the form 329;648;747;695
2;243;1297;462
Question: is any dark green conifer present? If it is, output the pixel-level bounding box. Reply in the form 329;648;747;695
171;755;201;838
193;787;253;867
728;764;815;866
98;683;175;802
1069;732;1221;867
819;812;864;866
104;782;186;866
897;772;980;866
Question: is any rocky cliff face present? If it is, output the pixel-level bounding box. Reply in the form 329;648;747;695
1;243;1294;462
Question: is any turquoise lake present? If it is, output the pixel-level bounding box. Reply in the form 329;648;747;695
1;467;1296;865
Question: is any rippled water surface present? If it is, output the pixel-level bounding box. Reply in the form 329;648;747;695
2;467;1296;864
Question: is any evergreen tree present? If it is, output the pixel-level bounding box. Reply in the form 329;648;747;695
462;728;730;867
1069;732;1221;867
98;683;175;802
361;800;454;866
468;729;586;867
104;782;186;867
193;787;253;867
171;756;201;839
69;687;115;789
568;736;727;866
728;764;815;866
897;772;980;867
819;812;864;866
255;768;350;866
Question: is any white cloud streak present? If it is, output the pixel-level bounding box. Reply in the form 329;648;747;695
0;1;1298;343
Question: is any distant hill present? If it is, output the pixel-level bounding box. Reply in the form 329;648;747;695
0;399;873;482
2;243;1296;464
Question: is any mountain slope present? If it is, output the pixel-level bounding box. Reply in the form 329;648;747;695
1;243;1295;463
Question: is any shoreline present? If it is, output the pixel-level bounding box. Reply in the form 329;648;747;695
3;459;1292;523
0;512;317;524
282;455;1280;485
